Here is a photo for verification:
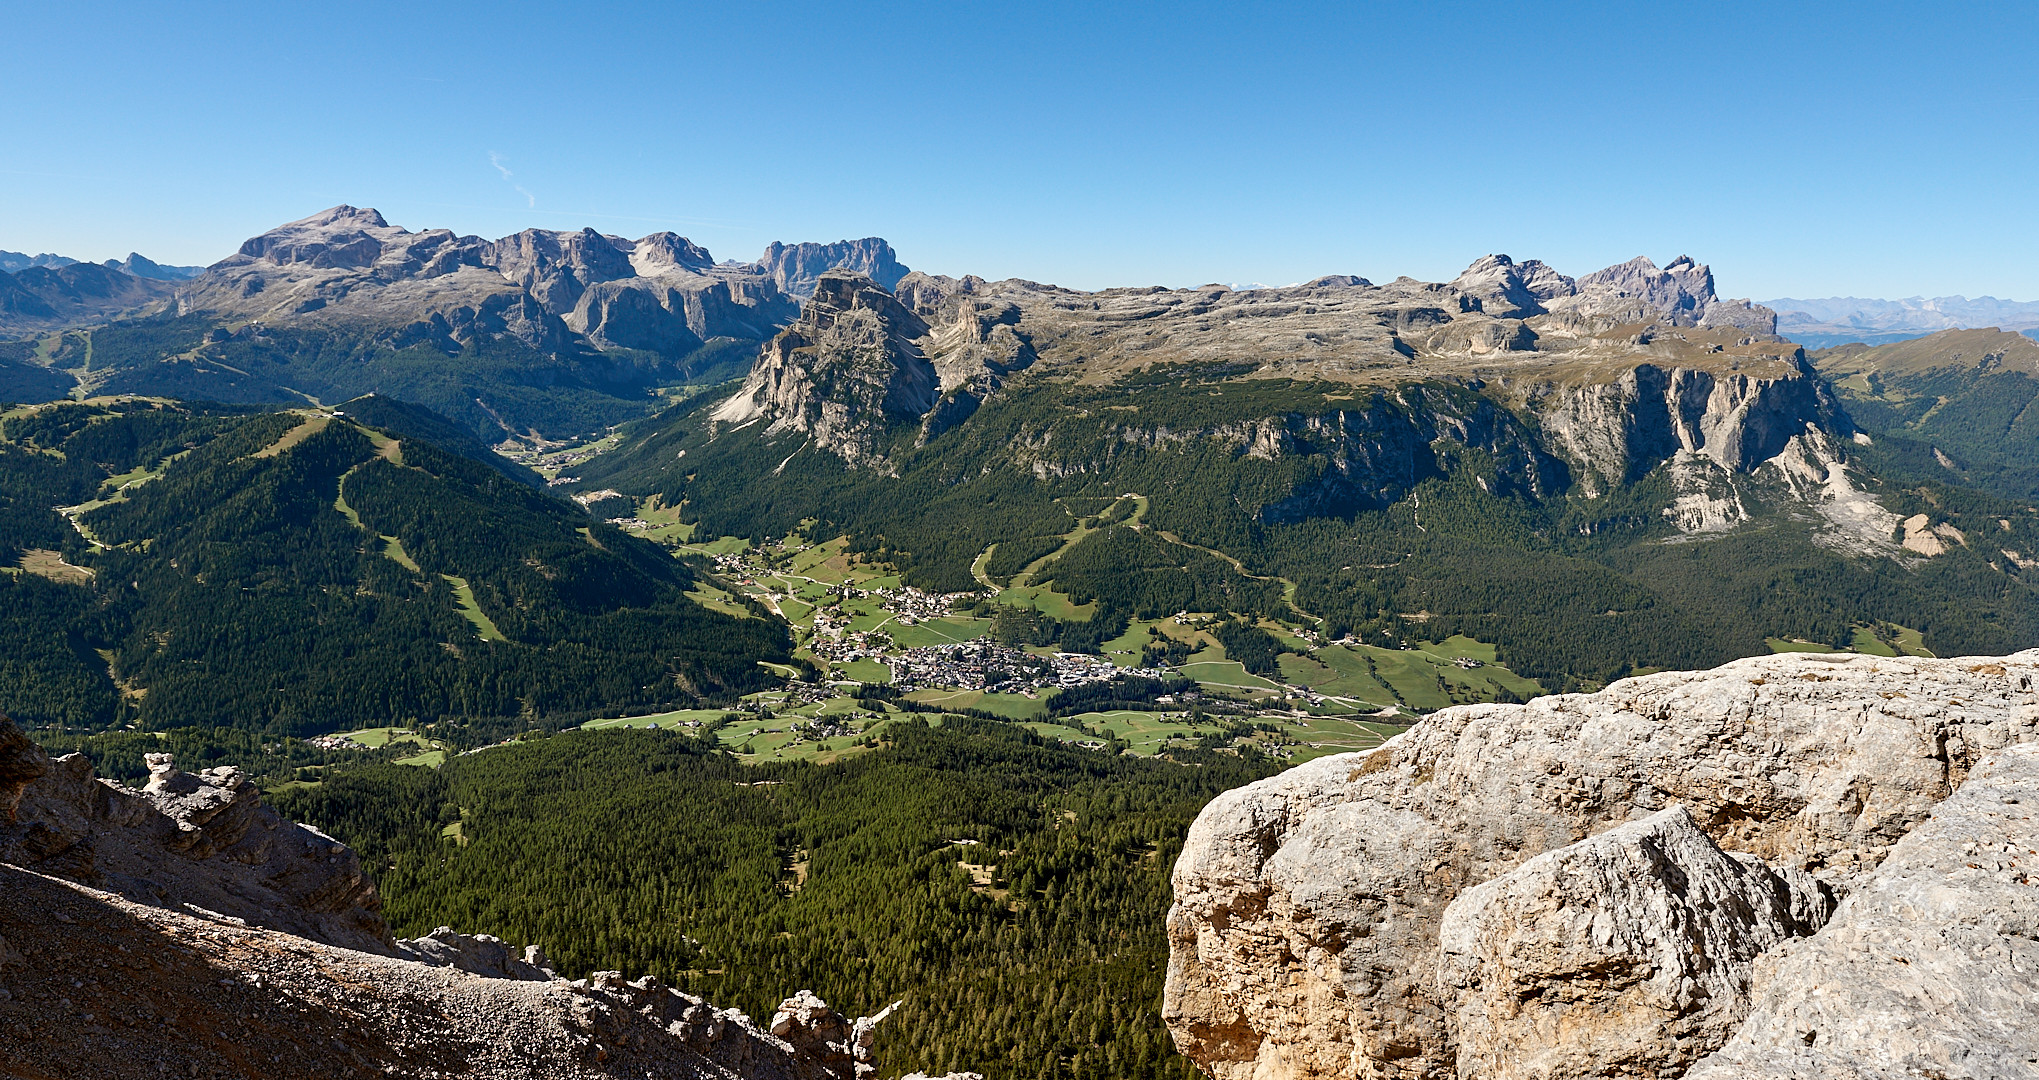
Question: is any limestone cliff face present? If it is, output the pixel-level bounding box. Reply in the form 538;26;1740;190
710;271;938;468
1163;649;2039;1080
757;238;909;299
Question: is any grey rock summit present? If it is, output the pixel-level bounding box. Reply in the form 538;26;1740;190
711;270;937;468
757;238;909;298
1163;648;2039;1080
178;205;804;366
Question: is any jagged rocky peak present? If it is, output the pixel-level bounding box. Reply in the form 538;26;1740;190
1449;254;1576;317
168;208;928;367
1540;253;1778;335
759;237;909;298
711;270;937;468
629;231;718;275
1164;649;2039;1080
232;204;414;268
104;252;205;280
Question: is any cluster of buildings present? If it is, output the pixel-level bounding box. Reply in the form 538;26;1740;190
886;642;1121;695
860;584;971;625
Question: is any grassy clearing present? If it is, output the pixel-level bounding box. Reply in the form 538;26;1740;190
906;689;1048;720
686;582;755;620
583;708;734;730
834;658;892;683
1359;648;1452;711
1766;637;1843;654
996;584;1095;621
337;726;434;749
889;616;990;648
442;574;508;642
381;536;421;572
16;548;93;585
1100;622;1154;668
1769;623;1935;659
394;749;446;767
678;536;751;557
250;413;330;458
1177;660;1279;691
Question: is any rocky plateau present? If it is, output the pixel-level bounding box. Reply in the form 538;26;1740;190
1163;648;2039;1080
707;253;1908;551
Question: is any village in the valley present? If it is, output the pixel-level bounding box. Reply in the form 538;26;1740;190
552;492;1547;766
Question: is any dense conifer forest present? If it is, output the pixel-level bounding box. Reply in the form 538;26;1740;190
0;400;788;734
276;720;1278;1080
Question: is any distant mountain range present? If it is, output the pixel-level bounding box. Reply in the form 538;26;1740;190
1762;294;2039;348
0;249;205;280
0;206;911;439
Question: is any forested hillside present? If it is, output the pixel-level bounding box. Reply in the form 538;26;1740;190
1814;329;2039;501
276;719;1277;1080
0;399;787;734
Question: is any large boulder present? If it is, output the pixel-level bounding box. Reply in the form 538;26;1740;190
1163;649;2039;1080
1437;806;1834;1080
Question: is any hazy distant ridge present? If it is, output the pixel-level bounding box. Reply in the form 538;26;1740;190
0;249;205;280
1765;293;2039;333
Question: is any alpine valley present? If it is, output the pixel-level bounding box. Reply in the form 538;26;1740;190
3;206;2037;1080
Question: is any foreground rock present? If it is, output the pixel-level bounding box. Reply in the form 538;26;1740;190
0;735;390;953
1686;742;2039;1079
1438;806;1835;1080
1163;649;2039;1080
0;717;897;1079
0;863;879;1080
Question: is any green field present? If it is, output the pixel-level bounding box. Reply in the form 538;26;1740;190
582;708;735;731
834;658;893;683
335;726;450;768
889;616;991;647
1177;660;1279;691
1767;624;1934;658
907;689;1048;719
995;583;1095;621
336;726;432;749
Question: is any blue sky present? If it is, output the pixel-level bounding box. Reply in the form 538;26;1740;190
4;1;2035;299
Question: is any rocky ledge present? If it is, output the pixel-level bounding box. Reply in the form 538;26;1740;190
0;719;900;1079
1163;649;2039;1080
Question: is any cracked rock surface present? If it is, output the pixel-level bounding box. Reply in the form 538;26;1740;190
1163;649;2039;1080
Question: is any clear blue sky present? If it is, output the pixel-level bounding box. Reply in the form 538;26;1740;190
5;1;2035;299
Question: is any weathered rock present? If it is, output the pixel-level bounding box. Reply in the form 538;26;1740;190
176;206;810;367
396;925;556;981
757;238;909;298
704;249;1835;521
1164;649;2039;1080
0;862;896;1079
0;722;390;954
711;270;937;468
1686;742;2039;1079
1449;254;1576;318
1436;805;1835;1080
0;714;45;822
